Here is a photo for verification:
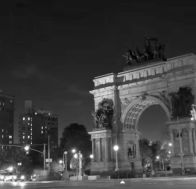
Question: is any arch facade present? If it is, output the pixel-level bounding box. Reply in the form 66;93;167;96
89;53;196;173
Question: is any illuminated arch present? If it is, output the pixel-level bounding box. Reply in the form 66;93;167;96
122;95;170;131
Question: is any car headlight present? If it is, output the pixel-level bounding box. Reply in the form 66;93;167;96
20;175;25;180
13;175;17;180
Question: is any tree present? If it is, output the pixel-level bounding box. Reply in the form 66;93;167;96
139;138;161;170
60;123;92;171
170;87;194;119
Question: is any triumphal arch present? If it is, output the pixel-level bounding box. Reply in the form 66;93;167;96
89;39;196;174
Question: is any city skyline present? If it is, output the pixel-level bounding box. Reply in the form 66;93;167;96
0;0;196;143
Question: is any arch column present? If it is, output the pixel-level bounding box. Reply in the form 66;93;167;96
168;119;196;174
89;130;113;173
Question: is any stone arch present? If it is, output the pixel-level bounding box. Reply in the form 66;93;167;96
121;95;170;131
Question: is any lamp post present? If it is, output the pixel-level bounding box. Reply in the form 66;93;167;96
178;131;184;175
113;145;119;171
63;151;68;179
24;144;46;170
72;149;83;178
0;143;46;170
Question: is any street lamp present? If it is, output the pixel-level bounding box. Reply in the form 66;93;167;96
113;145;119;171
24;145;30;151
90;154;94;159
24;144;46;170
72;149;83;178
59;160;63;164
63;151;68;179
72;148;76;154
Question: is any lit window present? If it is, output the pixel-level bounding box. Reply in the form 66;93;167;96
28;117;30;121
2;135;3;138
23;136;25;139
35;112;37;115
41;131;43;134
9;141;12;144
28;136;30;139
23;117;25;121
9;135;12;139
2;129;4;132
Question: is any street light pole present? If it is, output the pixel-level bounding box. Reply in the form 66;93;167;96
63;151;68;179
113;145;119;171
78;151;82;177
47;135;51;170
43;143;46;170
25;144;46;170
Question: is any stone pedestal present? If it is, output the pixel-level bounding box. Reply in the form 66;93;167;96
118;131;142;172
168;119;196;174
89;129;114;173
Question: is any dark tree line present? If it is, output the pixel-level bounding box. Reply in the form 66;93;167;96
170;87;194;119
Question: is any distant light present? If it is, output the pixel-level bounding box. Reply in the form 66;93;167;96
168;142;173;147
7;166;14;172
24;145;30;151
74;153;78;159
35;112;37;115
113;145;119;152
59;160;63;164
156;155;160;160
64;151;68;155
72;149;76;154
90;154;94;159
168;150;171;154
20;175;25;180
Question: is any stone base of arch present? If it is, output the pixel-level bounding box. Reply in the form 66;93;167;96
89;129;143;174
117;132;143;173
168;119;196;174
89;129;114;174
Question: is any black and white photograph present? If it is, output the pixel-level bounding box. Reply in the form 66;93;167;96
0;0;196;188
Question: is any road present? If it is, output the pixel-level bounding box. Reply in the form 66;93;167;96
1;177;196;189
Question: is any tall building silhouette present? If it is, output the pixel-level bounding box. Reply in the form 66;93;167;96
0;91;14;146
18;101;58;151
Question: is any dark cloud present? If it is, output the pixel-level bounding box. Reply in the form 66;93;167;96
11;64;42;80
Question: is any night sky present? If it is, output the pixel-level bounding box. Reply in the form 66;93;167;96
0;0;196;143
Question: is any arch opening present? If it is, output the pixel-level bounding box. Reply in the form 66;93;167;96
122;95;170;133
137;104;169;142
